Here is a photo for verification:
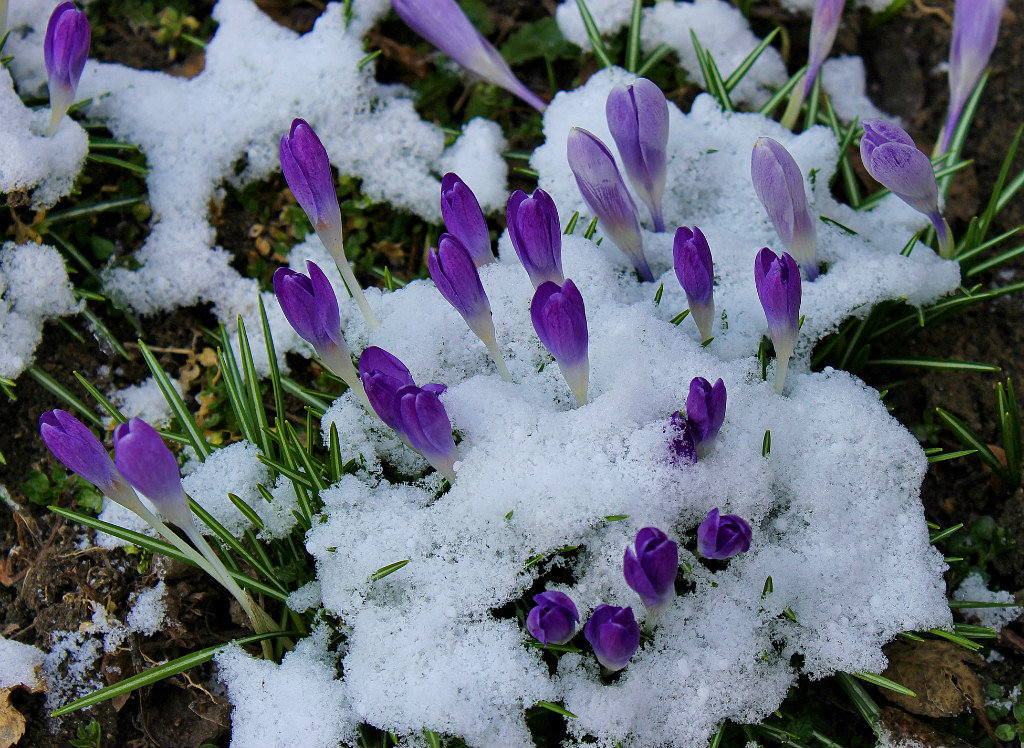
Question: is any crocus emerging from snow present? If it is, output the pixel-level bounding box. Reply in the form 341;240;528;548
754;248;802;395
507;189;564;288
805;0;844;96
606;78;669;232
359;346;416;431
584;605;640;672
441;173;493;266
751;138;818;280
280;119;378;328
697;508;753;560
567;127;653;282
428;234;511;381
623;527;679;616
391;0;546;112
687;377;727;458
666;411;697;466
531;279;590;406
393;385;459;482
941;0;1005;154
526;591;579;646
673;227;716;341
112;418;192;529
860;119;954;259
274;262;369;408
44;2;90;137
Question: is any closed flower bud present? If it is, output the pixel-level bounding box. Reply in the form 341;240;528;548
274;261;342;354
39;410;126;500
584;604;640;672
623;527;678;615
606;79;669;232
531;279;590;406
391;0;546;111
697;508;752;560
441;173;493;266
754;248;801;395
686;377;727;458
113;418;192;529
751;138;818;280
805;0;844;96
507;189;563;288
44;2;90;136
280;119;343;250
666;411;696;466
672;227;715;341
359;347;416;431
393;385;459;482
526;591;579;646
567;127;653;282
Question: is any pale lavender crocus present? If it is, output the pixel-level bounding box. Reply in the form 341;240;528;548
697;508;752;560
526;591;579;646
860;120;953;258
393;385;459;482
428;234;511;381
567;127;653;282
606;78;669;232
687;377;726;458
673;226;715;341
391;0;546;112
274;262;370;408
507;189;563;288
805;0;844;96
754;248;801;395
584;605;640;671
280;119;378;328
44;2;90;136
441;173;493;266
531;279;589;406
751;138;818;280
623;527;679;616
940;0;1005;154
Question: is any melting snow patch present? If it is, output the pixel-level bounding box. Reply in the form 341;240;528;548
0;638;45;690
954;572;1022;634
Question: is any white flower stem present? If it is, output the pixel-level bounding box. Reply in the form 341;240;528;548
779;74;807;131
318;344;373;413
773;354;791;395
45;107;64;138
481;335;512;382
325;236;379;330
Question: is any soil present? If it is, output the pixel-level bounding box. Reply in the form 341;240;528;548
3;1;1024;746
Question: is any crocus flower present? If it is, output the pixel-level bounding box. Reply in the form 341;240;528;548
606;78;669;232
751;138;818;280
428;234;511;381
507;189;563;288
280;119;378;328
623;527;679;616
754;248;801;395
860;120;954;258
39;410;139;506
526;591;579;646
941;0;1005;154
391;0;546;112
358;346;415;431
687;377;726;458
44;2;90;136
441;173;493;266
666;411;696;466
805;0;844;96
274;262;369;407
584;605;640;672
393;385;459;482
531;279;589;406
567;127;653;282
697;508;752;560
672;227;715;341
113;418;192;529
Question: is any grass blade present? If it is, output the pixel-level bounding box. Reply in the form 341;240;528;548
724;27;780;93
27;366;102;426
574;0;614;67
935;407;1007;480
867;358;1000;373
853;672;916;697
625;0;642;72
137;340;213;459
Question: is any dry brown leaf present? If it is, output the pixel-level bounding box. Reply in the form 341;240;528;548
881;639;985;717
0;689;26;748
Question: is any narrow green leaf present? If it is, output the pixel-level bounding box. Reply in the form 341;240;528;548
762;430;771;457
835;672;880;735
86;153;149;175
370;560;410;581
73;371;127;424
927;450;976;464
573;0;614;67
138;340;213;459
853;672;916;697
228;493;266;531
79;306;130;360
935;407;1007;480
949;600;1022;609
724;27;780;92
188;497;285;593
42;195;146;226
259;296;287;436
625;0;642;72
636;43;672;78
868;358;1000;373
237;317;271;457
535;701;578;719
758;65;807;117
564;211;580;235
27;366;102;426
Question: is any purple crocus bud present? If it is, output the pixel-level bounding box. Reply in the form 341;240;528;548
113;418;192;528
606;79;670;232
393;385;459;482
44;2;90;136
686;377;726;458
39;410;122;497
941;0;1005;154
506;189;563;288
358;346;415;431
805;0;844;96
697;508;752;560
584;605;640;672
666;411;696;466
672;227;715;341
567;127;653;282
623;527;679;616
751;138;818;280
754;248;801;395
391;0;546;112
441;173;493;266
531;280;589;406
860;120;953;259
526;591;579;646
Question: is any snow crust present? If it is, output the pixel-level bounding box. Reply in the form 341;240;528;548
0;637;45;690
822;56;888;124
127;582;169;635
954;572;1022;633
108;376;181;426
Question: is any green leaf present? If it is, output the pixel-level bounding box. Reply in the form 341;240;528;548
501;17;578;65
535;700;578;719
724;27;780;93
573;0;614;68
854;671;916;697
995;724;1017;742
868;358;1000;373
625;0;642;72
935;408;1008;482
21;471;51;506
138;340;213;459
370;560;410;581
836;672;881;735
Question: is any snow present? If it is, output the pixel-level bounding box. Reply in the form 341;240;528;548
0;638;45;690
0;241;79;379
127;582;169;635
108;376;182;426
182;440;271;538
822;56;888;124
954;572;1022;633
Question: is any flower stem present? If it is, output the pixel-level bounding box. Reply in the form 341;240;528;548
779;74;807;131
773;354;790;395
930;212;955;259
326;237;379;330
482;336;513;382
318;344;373;413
